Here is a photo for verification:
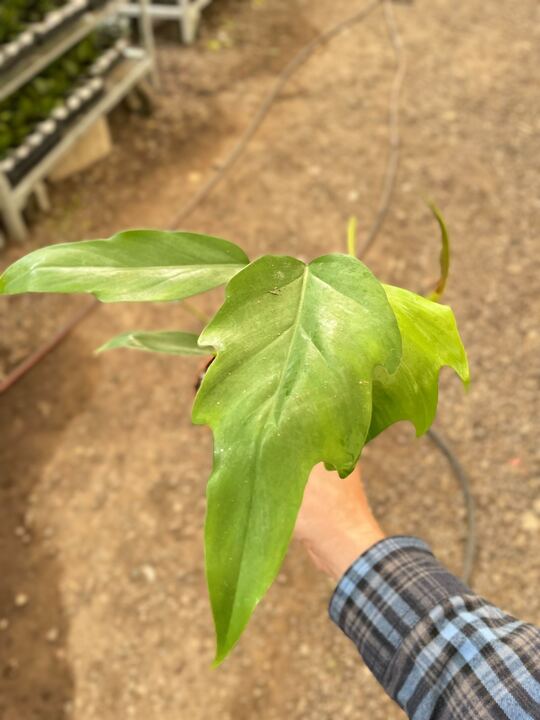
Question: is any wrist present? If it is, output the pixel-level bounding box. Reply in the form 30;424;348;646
303;522;385;582
329;524;386;581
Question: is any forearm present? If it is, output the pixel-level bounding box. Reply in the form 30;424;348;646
330;537;540;720
294;465;385;581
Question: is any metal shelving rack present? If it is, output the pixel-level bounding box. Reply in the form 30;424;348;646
120;0;213;44
0;0;157;244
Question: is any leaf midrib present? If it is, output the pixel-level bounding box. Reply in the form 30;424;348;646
268;266;309;425
3;263;245;296
219;267;310;649
18;262;244;275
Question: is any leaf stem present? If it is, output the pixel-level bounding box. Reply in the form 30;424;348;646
347;216;358;256
181;300;210;325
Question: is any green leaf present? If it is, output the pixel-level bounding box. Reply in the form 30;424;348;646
367;284;469;441
192;253;402;663
427;203;450;302
97;330;214;356
0;230;249;303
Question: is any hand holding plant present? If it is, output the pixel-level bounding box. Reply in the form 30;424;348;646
295;464;385;581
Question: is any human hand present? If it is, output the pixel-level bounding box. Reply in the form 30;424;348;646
294;463;385;581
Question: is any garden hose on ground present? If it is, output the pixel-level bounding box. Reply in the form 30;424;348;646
427;428;476;585
0;0;476;583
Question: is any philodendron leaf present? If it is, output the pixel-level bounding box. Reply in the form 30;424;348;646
0;230;249;302
97;330;214;356
192;253;402;663
367;285;469;441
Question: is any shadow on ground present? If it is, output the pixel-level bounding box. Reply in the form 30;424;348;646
0;333;96;720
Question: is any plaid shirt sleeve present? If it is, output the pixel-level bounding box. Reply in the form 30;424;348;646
329;536;540;720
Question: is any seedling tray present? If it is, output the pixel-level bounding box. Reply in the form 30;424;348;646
3;125;62;187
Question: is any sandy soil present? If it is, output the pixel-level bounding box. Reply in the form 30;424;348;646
1;0;539;718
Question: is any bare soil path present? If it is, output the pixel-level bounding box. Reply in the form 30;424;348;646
1;1;539;718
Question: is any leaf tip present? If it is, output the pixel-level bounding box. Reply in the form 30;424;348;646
94;342;108;356
453;339;471;390
210;634;236;667
460;363;472;390
211;652;226;669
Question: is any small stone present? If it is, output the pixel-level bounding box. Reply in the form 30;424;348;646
140;564;156;583
0;618;9;631
46;627;59;643
38;401;52;417
5;658;18;676
507;263;523;276
14;593;28;608
299;643;310;657
521;512;539;532
347;189;359;202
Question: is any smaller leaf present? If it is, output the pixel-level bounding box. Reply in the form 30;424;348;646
0;230;249;303
427;203;450;302
97;330;214;356
367;284;469;441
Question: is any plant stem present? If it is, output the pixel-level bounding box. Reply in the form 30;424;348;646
182;300;210;325
347;216;358;256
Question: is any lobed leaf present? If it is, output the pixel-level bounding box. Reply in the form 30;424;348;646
192;253;402;663
0;230;249;302
97;330;214;356
367;285;469;441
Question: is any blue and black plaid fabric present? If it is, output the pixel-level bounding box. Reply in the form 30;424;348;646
329;536;540;719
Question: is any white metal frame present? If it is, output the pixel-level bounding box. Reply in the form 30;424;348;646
0;0;157;244
120;0;214;44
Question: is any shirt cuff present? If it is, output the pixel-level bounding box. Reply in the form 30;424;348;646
329;536;469;685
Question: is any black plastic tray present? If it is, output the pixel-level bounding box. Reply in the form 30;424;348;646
5;127;62;186
4;83;104;187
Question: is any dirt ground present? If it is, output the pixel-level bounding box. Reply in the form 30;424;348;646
1;0;539;718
